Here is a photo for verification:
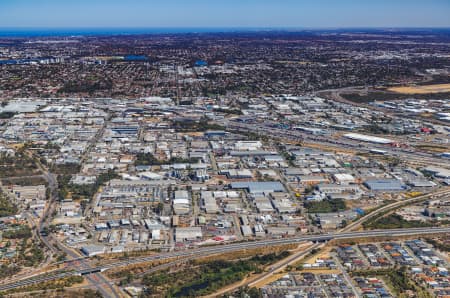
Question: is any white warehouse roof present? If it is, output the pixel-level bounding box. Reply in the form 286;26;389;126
173;198;190;205
344;133;393;144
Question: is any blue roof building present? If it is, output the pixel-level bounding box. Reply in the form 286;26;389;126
364;179;406;191
194;60;208;67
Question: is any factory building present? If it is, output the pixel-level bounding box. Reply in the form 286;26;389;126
364;179;407;191
175;227;202;242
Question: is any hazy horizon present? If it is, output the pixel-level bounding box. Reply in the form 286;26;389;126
0;27;449;38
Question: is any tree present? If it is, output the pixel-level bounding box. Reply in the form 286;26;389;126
119;272;134;286
0;191;18;216
155;202;164;214
56;252;67;262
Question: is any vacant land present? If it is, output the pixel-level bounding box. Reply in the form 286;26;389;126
0;190;18;216
415;144;450;153
1;176;48;186
388;83;450;94
140;252;289;297
363;213;435;230
0;151;41;178
305;198;347;213
342;90;450;103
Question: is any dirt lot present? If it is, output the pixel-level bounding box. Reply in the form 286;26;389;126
388;83;450;94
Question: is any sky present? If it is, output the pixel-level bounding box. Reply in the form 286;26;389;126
0;0;449;29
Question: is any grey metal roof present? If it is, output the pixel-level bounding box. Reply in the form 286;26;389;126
230;181;285;193
364;179;406;191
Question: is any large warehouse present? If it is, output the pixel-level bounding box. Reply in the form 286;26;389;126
364;179;407;191
344;133;393;144
230;181;285;194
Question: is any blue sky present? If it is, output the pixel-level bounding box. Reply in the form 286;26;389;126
0;0;449;28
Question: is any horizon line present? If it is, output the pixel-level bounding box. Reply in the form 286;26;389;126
0;26;449;38
1;26;450;30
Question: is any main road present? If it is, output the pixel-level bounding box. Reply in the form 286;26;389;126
27;149;120;298
1;226;450;292
341;187;450;232
221;119;448;167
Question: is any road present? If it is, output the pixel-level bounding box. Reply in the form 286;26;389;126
26;150;121;298
206;243;324;298
220;119;449;168
332;252;362;298
4;106;448;296
2;226;450;292
247;243;323;288
341;187;450;232
316;87;450;127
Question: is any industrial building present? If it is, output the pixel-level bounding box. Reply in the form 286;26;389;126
200;191;219;214
175;227;202;242
344;133;393;144
364;179;407;191
173;190;191;215
230;181;285;194
81;245;106;256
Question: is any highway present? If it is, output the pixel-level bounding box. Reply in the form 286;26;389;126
341;188;450;232
206;242;325;297
27;150;120;298
221;119;449;167
3;112;447;295
247;243;323;288
1;226;450;292
316;87;450;127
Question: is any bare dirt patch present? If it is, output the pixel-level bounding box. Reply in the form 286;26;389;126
388;83;450;94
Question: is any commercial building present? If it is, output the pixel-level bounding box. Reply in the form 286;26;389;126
344;133;393;144
364;179;406;191
11;185;46;201
423;167;450;179
230;181;285;194
175;227;202;242
173;190;191;215
81;245;106;256
201;191;219;214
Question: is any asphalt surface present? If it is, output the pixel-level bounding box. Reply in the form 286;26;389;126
30;152;120;298
222;119;447;167
4;112;447;295
1;226;450;292
341;188;450;232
